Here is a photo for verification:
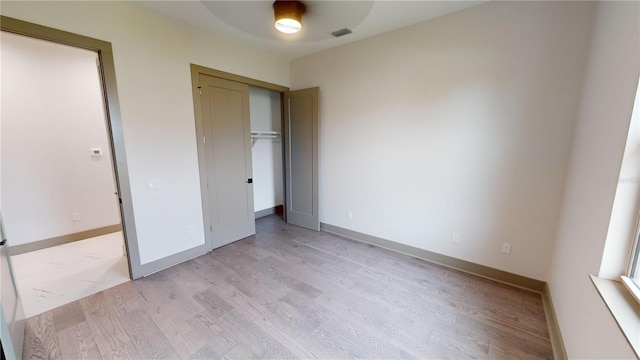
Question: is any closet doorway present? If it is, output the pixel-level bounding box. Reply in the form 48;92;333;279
191;65;319;253
249;86;284;222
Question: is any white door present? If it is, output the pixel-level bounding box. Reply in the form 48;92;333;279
199;75;256;247
284;88;320;231
0;214;25;360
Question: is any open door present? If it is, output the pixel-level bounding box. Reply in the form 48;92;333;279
284;88;320;231
0;213;25;360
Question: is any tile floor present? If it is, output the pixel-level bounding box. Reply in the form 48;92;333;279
11;231;130;318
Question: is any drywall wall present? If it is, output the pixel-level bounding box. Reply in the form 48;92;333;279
249;86;283;213
1;31;120;246
0;1;290;264
290;1;595;280
549;2;640;358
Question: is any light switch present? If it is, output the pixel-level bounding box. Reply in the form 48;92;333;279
147;179;161;190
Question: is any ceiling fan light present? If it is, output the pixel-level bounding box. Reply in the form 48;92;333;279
273;1;305;34
275;18;302;34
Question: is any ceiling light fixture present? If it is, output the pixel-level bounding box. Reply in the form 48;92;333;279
273;0;306;34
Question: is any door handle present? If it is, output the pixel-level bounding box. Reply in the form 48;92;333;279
247;178;253;184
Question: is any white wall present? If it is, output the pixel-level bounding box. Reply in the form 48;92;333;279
1;31;120;246
0;1;290;264
249;87;283;213
291;1;595;281
548;2;640;358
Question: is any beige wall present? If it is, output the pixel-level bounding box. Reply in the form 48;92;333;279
291;1;594;281
1;31;120;245
0;1;290;264
549;2;640;358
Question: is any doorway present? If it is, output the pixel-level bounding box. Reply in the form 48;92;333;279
0;16;141;359
0;31;130;317
249;86;284;221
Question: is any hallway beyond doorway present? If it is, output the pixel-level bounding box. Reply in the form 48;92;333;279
12;232;130;318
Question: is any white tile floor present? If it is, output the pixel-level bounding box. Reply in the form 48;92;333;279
11;231;130;318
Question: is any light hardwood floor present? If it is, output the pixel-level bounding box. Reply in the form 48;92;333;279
23;215;553;359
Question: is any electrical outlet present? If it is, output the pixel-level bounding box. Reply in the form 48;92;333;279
186;225;194;235
72;212;80;222
501;242;512;254
347;210;353;219
451;233;460;244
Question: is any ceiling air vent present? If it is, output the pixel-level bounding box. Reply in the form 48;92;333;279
331;28;353;38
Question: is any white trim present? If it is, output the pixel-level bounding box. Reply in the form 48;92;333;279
621;276;640;305
591;275;640;357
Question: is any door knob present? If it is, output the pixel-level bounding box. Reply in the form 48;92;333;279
247;178;253;184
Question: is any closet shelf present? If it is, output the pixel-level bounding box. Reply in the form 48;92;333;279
251;131;281;146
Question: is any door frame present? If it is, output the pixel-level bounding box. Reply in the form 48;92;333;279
190;64;289;249
0;16;142;279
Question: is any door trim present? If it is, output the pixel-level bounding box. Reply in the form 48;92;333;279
190;65;289;93
0;16;142;279
190;64;290;249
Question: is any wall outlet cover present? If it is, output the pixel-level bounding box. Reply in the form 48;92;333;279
451;233;460;244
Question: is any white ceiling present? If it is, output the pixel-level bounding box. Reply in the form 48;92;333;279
133;1;486;60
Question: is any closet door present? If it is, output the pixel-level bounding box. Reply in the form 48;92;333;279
284;88;319;231
200;74;256;246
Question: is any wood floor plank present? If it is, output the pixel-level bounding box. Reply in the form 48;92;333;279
251;315;322;359
56;322;101;360
185;309;241;358
23;312;63;360
311;314;419;359
136;283;209;359
183;259;266;321
218;311;298;359
22;215;553;359
228;251;325;299
457;312;553;359
51;302;87;333
193;288;234;317
114;308;180;359
312;291;434;358
79;292;141;360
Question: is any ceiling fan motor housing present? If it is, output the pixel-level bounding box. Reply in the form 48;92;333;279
273;1;306;27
